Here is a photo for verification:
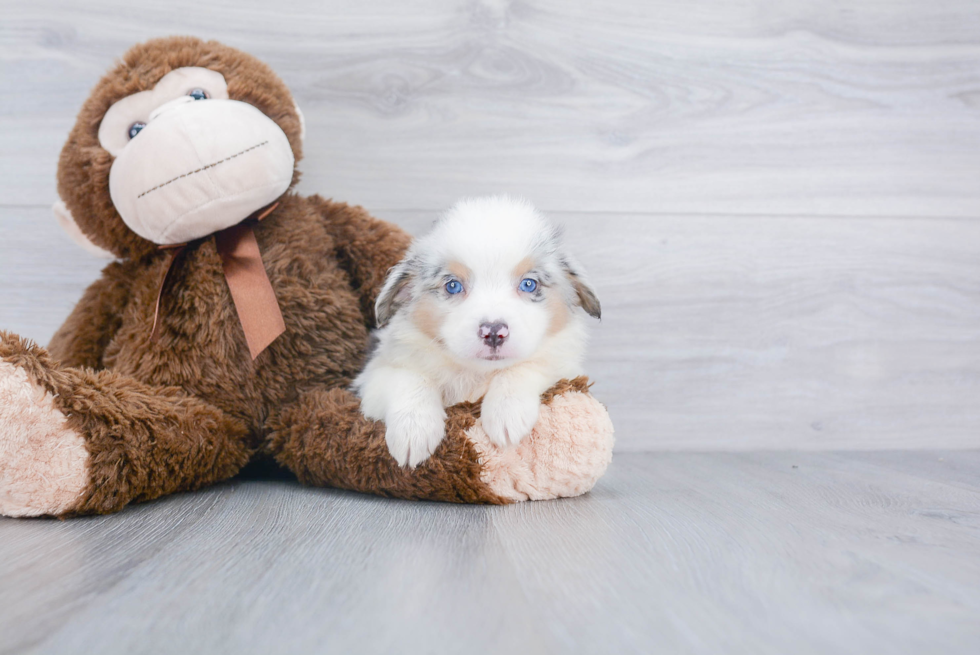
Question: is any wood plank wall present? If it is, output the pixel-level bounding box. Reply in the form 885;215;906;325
1;0;978;449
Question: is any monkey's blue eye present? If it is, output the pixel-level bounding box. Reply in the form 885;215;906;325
127;122;146;139
187;88;209;101
520;278;537;293
445;280;463;295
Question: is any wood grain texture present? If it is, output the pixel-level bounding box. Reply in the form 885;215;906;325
387;210;980;450
2;1;980;450
4;206;978;450
1;451;978;654
1;0;980;215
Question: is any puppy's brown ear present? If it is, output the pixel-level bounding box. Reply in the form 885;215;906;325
375;258;417;328
562;256;601;319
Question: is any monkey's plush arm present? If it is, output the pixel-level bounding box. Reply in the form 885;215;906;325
307;195;412;327
268;377;615;504
48;260;134;369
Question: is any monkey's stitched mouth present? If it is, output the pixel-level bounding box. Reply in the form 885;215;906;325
136;140;269;199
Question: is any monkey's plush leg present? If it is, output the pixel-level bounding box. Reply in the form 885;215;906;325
267;379;614;504
0;332;250;517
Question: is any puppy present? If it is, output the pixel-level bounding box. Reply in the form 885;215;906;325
353;196;601;467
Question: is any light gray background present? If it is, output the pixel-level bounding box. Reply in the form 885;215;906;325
3;0;979;451
1;3;979;654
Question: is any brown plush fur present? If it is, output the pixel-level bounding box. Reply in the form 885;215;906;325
0;37;606;517
1;332;251;515
49;192;408;438
269;388;506;503
28;36;418;515
269;376;594;503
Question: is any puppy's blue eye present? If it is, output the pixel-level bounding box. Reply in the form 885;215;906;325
519;278;537;293
187;88;209;101
445;280;463;294
128;122;146;139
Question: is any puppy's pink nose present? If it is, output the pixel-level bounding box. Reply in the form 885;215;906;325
479;322;509;349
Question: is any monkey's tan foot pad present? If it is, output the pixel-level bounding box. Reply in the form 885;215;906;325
0;361;89;517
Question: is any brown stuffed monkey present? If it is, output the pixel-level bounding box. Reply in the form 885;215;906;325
0;37;613;518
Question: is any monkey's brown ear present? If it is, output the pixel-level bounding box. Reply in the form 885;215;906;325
375;257;417;327
53;199;115;259
562;256;601;319
293;102;306;144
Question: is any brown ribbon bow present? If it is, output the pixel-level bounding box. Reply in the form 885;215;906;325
150;202;286;360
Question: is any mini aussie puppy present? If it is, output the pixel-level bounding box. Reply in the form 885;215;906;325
353;196;601;467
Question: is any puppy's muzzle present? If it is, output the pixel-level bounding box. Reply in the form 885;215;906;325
479;322;509;349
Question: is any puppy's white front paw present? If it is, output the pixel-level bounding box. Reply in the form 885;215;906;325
384;403;447;468
481;390;541;449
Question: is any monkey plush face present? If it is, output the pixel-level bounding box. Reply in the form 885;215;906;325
56;37;305;259
98;66;295;245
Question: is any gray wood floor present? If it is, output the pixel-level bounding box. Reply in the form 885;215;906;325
2;451;979;655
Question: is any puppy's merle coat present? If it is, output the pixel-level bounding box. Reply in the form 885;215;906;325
354;197;601;467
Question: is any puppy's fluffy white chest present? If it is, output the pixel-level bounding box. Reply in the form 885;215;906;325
438;367;494;405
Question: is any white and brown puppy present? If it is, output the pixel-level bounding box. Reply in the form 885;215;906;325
353;196;601;467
